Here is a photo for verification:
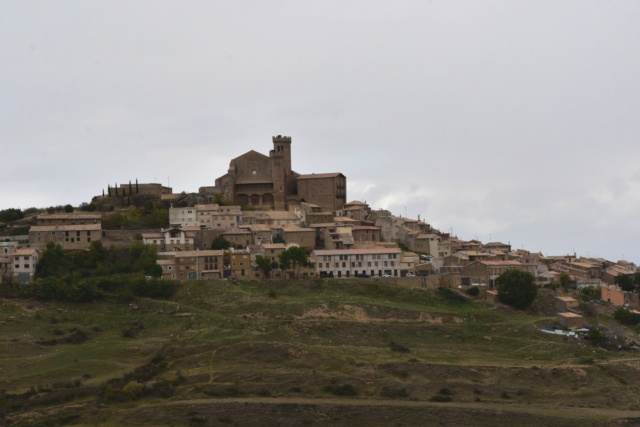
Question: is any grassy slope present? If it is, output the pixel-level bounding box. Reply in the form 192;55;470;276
2;279;640;426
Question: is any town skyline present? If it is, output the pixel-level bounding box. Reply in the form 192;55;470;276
3;2;640;262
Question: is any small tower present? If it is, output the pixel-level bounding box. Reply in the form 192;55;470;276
270;135;293;210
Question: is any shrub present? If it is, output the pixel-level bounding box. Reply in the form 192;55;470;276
429;395;452;402
132;278;176;299
613;308;640;326
389;341;410;353
381;386;409;398
466;286;479;297
437;287;468;304
121;381;144;399
324;383;357;396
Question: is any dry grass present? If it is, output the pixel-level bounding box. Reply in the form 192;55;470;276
2;280;640;426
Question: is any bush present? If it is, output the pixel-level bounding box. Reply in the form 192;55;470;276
132;278;176;299
381;386;409;398
466;286;479;297
389;341;410;353
496;269;537;309
429;395;452;402
324;383;357;396
613;308;640;326
121;381;144;399
437;287;468;304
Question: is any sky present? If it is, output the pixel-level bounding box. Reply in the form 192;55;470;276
2;1;640;262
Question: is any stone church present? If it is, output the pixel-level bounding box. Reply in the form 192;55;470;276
212;136;346;212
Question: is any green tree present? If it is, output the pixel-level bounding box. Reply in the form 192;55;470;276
588;327;605;347
213;193;230;206
0;208;24;222
211;236;230;250
496;269;537;309
579;285;600;302
559;273;573;286
64;204;74;213
36;242;69;278
615;274;635;292
278;246;309;279
255;255;274;279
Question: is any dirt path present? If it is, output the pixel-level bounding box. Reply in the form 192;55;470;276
134;396;640;422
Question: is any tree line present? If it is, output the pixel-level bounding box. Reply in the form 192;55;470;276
8;241;174;302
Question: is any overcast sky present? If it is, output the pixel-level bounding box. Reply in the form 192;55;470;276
2;1;639;262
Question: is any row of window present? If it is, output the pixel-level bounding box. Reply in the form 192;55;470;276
324;253;398;261
320;260;395;268
65;237;91;243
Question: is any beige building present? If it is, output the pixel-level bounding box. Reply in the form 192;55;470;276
213;136;347;212
272;225;316;249
557;312;585;329
550;260;602;282
555;296;580;312
461;260;530;288
243;210;301;226
296;173;347;213
0;242;18;283
352;226;381;244
169;204;243;229
142;226;198;252
13;248;39;284
222;228;253;249
335;200;371;221
229;249;252;277
29;213;103;250
174;250;224;280
311;247;407;278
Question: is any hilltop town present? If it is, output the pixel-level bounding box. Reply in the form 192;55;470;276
1;135;637;314
5;136;640;425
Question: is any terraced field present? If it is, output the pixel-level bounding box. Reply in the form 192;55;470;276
2;279;640;426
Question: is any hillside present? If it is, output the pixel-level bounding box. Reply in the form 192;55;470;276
2;279;640;426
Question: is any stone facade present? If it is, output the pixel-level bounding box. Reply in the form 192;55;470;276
29;213;103;250
213;136;346;212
